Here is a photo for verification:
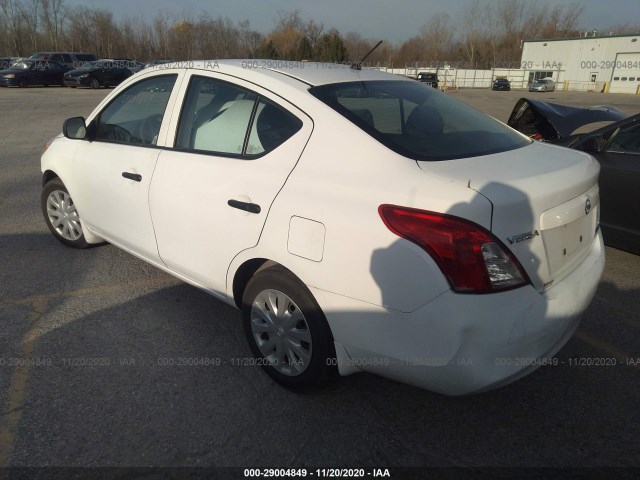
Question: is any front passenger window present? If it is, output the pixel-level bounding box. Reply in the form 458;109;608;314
94;75;177;146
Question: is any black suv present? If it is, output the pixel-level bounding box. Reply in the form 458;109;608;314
416;72;439;88
29;52;97;69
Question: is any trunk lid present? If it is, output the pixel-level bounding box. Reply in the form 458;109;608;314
418;141;600;291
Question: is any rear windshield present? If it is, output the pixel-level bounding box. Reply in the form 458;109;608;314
309;80;530;161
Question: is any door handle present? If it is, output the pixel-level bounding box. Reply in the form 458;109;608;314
228;199;261;214
122;172;142;182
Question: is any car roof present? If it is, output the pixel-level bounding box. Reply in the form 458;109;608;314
173;60;409;87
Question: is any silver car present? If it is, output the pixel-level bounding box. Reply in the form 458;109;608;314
529;78;556;92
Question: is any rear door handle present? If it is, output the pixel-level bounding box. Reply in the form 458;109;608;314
228;199;261;214
122;172;142;182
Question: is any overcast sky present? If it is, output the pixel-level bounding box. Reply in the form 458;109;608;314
65;0;640;44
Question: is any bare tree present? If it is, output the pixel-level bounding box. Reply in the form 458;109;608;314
544;3;584;37
19;0;40;52
169;18;196;60
153;12;172;59
39;0;65;51
343;31;370;61
304;20;323;49
0;0;25;54
483;2;501;67
238;20;262;58
91;8;115;57
419;12;453;64
460;0;483;65
269;10;305;58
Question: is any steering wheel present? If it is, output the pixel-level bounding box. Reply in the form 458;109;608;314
111;124;132;143
140;114;163;145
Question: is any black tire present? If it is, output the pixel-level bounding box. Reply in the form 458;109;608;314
242;265;336;389
41;178;90;249
18;77;27;88
89;77;100;89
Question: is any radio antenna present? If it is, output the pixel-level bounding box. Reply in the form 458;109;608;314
351;40;383;70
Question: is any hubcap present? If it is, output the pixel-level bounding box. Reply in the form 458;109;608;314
46;190;82;241
250;289;312;376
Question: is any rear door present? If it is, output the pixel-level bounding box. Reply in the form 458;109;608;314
149;71;312;294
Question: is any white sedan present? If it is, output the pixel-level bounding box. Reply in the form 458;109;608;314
529;78;556;92
41;61;604;395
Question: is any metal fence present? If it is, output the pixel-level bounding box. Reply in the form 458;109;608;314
373;66;531;89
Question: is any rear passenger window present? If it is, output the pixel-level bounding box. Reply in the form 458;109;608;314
246;98;303;156
175;76;302;157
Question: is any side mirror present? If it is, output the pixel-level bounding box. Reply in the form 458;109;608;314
63;116;87;140
579;134;607;154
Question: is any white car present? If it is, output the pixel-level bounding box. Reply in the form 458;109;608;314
529;78;556;92
41;61;604;395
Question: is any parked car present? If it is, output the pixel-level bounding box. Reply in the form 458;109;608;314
0;60;68;87
492;78;511;91
41;61;604;395
63;60;133;88
29;52;97;69
508;97;639;255
529;78;555;92
416;71;439;88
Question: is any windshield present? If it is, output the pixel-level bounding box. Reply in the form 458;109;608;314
310;80;530;161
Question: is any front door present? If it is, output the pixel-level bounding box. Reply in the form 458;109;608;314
66;73;182;262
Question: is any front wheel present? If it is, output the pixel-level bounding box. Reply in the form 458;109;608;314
41;178;90;248
242;266;336;389
89;78;100;89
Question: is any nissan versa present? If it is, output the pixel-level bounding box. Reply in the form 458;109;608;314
40;61;604;395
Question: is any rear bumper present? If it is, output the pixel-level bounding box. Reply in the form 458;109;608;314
314;232;605;395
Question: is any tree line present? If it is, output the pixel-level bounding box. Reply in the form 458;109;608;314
0;0;637;68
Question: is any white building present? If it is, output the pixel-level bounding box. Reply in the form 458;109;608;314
521;33;640;94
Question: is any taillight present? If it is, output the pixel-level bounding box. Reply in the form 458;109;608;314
379;204;529;294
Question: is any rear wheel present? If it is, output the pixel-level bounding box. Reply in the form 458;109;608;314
242;266;336;389
41;178;90;248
